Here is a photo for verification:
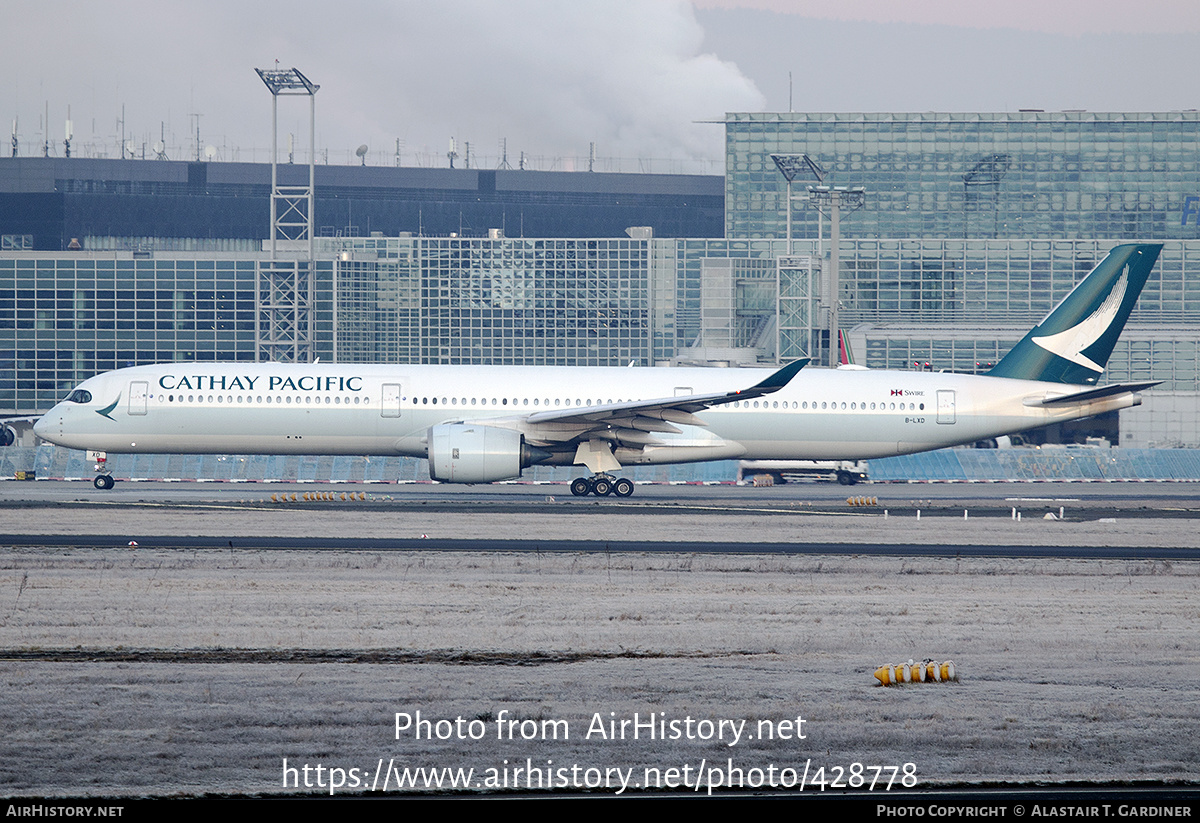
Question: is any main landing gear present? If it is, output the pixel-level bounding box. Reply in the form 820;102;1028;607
570;474;634;498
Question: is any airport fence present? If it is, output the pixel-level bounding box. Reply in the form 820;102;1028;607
7;446;1200;484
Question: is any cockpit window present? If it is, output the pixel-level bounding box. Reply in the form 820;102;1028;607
66;389;92;404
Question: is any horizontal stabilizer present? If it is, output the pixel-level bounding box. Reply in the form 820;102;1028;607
1024;381;1160;407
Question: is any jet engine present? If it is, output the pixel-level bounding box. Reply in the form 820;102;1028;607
427;423;550;483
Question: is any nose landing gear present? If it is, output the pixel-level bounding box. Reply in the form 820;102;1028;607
90;451;115;490
570;475;635;497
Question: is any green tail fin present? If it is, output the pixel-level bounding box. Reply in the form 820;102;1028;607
987;244;1162;385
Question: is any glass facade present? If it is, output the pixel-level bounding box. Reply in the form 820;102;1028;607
6;110;1200;450
725;111;1200;241
0;254;336;413
7;236;1200;416
326;236;672;368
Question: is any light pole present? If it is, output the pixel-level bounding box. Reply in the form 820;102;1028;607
254;66;319;364
806;186;866;368
770;153;826;254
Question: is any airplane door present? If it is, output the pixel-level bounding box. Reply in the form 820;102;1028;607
129;381;149;416
936;390;956;424
381;383;402;418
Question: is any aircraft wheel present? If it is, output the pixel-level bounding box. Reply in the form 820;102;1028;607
592;477;613;496
94;474;115;491
570;477;592;497
613;478;634;497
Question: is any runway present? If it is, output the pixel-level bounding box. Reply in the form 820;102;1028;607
3;479;1199;559
1;532;1197;560
9;477;1200;509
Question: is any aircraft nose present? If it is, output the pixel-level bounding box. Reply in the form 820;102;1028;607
33;411;56;442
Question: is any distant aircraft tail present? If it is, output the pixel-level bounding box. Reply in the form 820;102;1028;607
838;329;855;366
987;243;1162;385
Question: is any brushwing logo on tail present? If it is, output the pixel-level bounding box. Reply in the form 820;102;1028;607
1030;266;1129;373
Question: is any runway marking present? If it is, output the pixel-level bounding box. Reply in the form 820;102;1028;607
0;647;769;665
601;502;874;517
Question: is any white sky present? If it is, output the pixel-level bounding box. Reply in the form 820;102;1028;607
693;0;1200;35
2;1;1196;170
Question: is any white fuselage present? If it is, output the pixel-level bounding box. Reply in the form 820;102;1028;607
33;363;1138;468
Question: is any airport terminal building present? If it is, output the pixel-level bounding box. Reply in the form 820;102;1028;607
4;110;1200;455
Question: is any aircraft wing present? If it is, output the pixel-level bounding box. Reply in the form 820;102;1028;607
522;358;809;427
455;359;809;462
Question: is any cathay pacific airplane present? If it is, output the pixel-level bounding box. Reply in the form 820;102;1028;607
34;244;1162;494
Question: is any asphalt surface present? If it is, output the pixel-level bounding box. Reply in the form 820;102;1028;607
4;479;1199;559
7;477;1200;509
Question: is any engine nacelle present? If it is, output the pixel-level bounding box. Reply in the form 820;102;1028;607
428;423;546;483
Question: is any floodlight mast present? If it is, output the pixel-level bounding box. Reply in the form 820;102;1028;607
807;186;866;367
254;66;319;365
770;153;826;255
255;67;319;261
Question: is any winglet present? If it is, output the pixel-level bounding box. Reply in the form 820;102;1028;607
725;358;809;402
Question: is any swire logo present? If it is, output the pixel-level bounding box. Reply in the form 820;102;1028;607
890;389;903;396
